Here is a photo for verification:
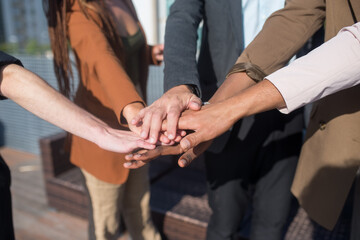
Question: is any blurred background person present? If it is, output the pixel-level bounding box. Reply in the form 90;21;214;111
43;0;164;239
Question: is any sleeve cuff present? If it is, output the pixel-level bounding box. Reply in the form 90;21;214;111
226;62;266;83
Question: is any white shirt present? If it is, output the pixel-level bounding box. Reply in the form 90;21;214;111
266;22;360;114
242;0;285;47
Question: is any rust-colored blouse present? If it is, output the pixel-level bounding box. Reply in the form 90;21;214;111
67;0;158;184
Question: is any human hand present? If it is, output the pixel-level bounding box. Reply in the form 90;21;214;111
95;126;156;153
122;102;144;135
152;44;164;63
123;140;212;169
122;101;173;144
163;102;238;152
131;85;202;144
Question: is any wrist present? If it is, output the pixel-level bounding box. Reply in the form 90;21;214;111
81;115;109;146
169;84;193;93
122;101;145;124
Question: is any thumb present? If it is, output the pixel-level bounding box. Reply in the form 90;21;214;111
178;150;197;168
179;131;203;152
188;95;202;111
178;140;212;167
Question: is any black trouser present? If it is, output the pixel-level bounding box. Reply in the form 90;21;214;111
205;109;303;240
0;155;15;240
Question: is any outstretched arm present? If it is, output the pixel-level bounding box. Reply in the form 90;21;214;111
0;63;155;153
123;78;283;168
176;21;360;163
131;0;205;143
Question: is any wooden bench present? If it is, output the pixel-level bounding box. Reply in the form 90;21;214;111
39;132;212;240
40;132;89;218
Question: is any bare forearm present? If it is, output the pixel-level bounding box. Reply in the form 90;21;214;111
220;79;286;121
209;72;256;103
0;64;108;145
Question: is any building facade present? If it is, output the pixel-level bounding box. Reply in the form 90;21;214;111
0;0;49;46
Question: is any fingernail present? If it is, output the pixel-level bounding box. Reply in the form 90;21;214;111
150;137;156;143
124;162;132;167
179;159;187;167
131;119;136;124
181;139;190;151
141;131;147;138
135;154;142;158
168;134;174;140
126;154;133;158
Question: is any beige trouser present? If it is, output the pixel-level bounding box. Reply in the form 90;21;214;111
82;165;161;240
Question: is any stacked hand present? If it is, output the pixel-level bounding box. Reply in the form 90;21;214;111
121;82;240;169
131;85;202;142
121;84;202;168
120;72;283;168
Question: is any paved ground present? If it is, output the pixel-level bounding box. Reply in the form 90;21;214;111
1;147;130;240
1;147;353;240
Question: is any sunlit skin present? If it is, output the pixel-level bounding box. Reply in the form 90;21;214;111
124;72;285;168
0;64;156;153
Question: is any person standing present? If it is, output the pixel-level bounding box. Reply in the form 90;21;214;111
43;0;163;239
131;1;304;239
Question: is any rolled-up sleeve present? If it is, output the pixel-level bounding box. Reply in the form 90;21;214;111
267;22;360;113
234;0;325;82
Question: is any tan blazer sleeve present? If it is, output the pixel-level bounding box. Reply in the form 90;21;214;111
67;11;144;123
235;0;326;80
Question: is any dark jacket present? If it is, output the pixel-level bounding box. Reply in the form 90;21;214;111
163;0;303;153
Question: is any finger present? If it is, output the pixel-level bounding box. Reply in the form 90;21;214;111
126;147;161;162
132;149;160;161
159;133;170;144
177;115;194;131
179;131;204;152
131;109;145;125
173;134;183;142
157;140;176;146
149;111;165;144
178;140;211;167
136;140;156;150
178;148;198;167
179;130;187;137
156;55;164;62
125;149;149;160
140;112;152;139
188;95;202;110
161;119;168;132
125;153;135;161
166;107;181;140
123;160;146;169
134;145;183;160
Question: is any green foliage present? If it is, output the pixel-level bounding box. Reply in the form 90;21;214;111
0;39;50;55
0;42;20;54
24;39;50;55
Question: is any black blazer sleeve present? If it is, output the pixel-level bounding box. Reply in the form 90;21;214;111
163;0;204;96
0;51;23;68
0;51;23;100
